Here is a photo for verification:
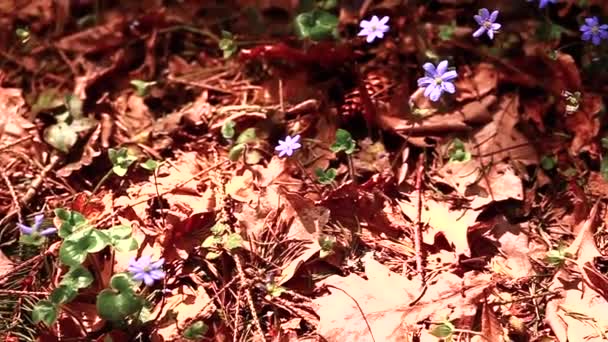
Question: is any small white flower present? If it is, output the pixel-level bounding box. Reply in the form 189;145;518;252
358;15;390;43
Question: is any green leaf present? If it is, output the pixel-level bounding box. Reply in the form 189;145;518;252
112;237;138;252
60;266;94;289
19;233;45;246
228;143;246;161
267;283;286;297
601;137;608;150
44;122;78;153
430;320;455;338
235;128;257;144
221;120;236;139
601;158;608;181
205;251;221;260
107;225;132;240
315;167;337;185
110;273;138;293
245;150;263;165
55;208;71;221
130;80;156;97
70;117;97;133
86;229;111;253
32;300;58;326
202;235;222;248
540;155;557;170
330;129;356;154
223;233;243;250
49;285;78;305
546;246;571;267
109;147;137;176
59;239;90;266
183;320;209;340
65;94;83;118
96;289;143;321
219;31;238;59
210;222;227;235
294;10;339;41
438;22;456;41
140;159;159;171
112;165;128;177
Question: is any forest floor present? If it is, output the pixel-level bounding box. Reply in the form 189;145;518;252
2;0;608;341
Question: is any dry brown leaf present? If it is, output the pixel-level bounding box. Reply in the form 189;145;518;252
455;63;499;102
54;11;128;53
314;254;491;341
399;193;480;256
225;170;256;203
0;87;42;163
56;123;102;177
489;217;534;280
115;94;156;138
151;281;214;342
481;301;503;342
0;249;15;280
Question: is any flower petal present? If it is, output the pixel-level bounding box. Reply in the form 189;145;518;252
582;31;592;41
417;76;434;87
580;25;590;32
359;19;371;29
442;82;456;94
487;29;494;40
429;87;443;102
585;17;598;26
436;60;449;76
33;214;45;230
491;23;501;30
150;270;165;279
592;35;601;45
132;272;146;281
366;34;375;43
423;84;435;98
143;274;155;286
489;10;499;23
39;227;57;237
18;223;34;235
151;258;165;269
379;16;389;25
479;8;490;20
441;70;458;81
422;62;436;76
474;15;484;25
473;27;486;38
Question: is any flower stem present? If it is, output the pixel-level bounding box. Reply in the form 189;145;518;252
91;169;114;196
294;159;322;194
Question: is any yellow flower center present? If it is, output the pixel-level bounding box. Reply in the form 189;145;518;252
483;21;492;29
434;77;443;85
591;26;599;34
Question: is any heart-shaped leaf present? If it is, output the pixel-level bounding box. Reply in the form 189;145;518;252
60;266;94;289
44;122;78;153
86;229;111;253
59;239;90;267
32;300;58;326
107;225;132;240
112;237;138;252
96;289;143;321
49;285;78;305
294;10;339;41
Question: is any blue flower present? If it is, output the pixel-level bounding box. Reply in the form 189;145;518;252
17;214;57;237
528;0;557;9
473;9;501;40
357;15;389;43
128;256;165;286
580;17;608;46
275;135;302;158
417;60;458;102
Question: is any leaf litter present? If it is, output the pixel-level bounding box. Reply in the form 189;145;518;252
2;1;608;342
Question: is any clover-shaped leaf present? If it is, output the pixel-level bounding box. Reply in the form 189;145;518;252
330;129;356;154
108;147;138;177
130;80;156;97
223;233;243;250
219;31;238;59
49;285;78;305
202;235;222;249
60;266;94;289
140;159;159;171
295;10;339;41
96;273;144;321
315;167;337;185
32;300;58;326
221;120;236;139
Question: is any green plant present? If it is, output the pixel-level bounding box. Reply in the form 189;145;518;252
183;320;209;340
219;31;238;58
108;147;138;177
546;244;572;268
130;79;156;97
201;222;243;260
448;138;471;163
330;129;356;155
43;95;97;153
31;209;140;326
221;120;236;140
227;127;262;164
315;167;337;185
540;155;557;170
318;235;336;258
294;9;339;41
430;319;456;340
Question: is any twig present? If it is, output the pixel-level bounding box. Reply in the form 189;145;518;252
414;153;426;280
325;284;376;342
0;169;23;223
0;135;34;153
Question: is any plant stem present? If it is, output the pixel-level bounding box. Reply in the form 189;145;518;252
294;159;322;194
91;169;114;196
346;154;357;185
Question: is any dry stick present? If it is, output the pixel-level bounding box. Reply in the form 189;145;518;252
325;285;377;342
414;153;426;281
0;154;63;227
0;135;33;153
0;169;23;223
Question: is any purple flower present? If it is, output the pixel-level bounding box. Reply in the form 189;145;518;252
275;135;301;158
17;214;57;237
128;256;165;286
580;17;608;46
357;15;389;43
527;0;557;9
416;60;458;102
473;9;501;40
